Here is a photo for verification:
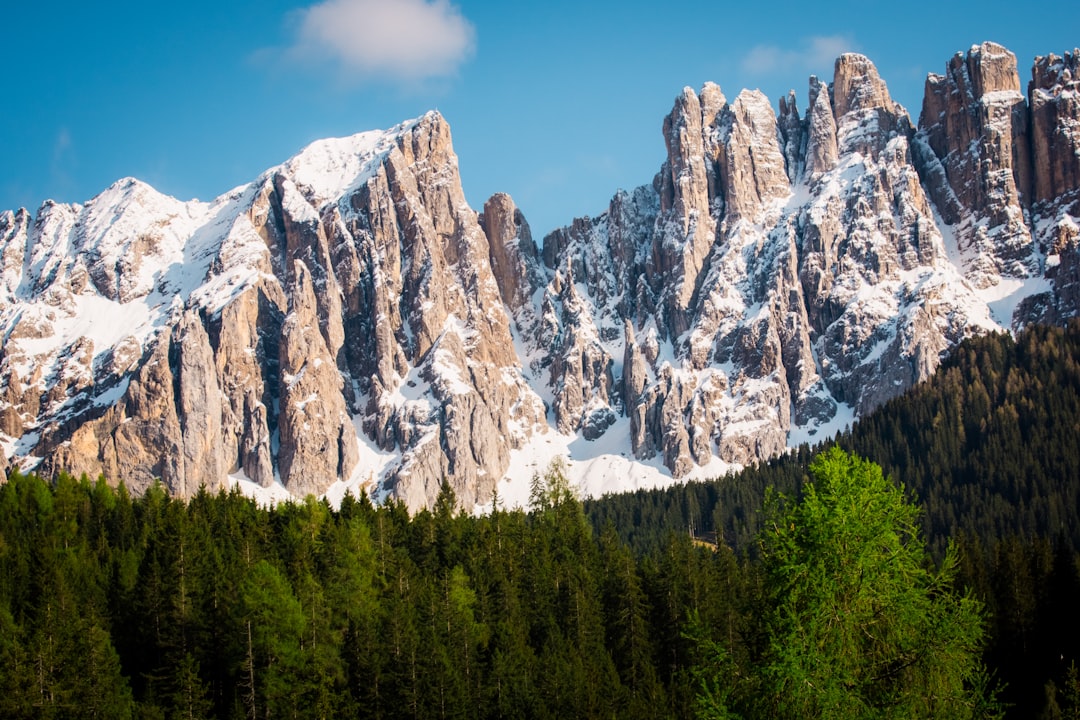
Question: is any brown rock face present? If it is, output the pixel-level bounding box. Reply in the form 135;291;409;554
719;90;792;222
833;53;895;119
655;85;720;338
176;309;226;496
7;42;1080;505
543;48;1030;480
1026;48;1080;324
543;75;809;473
832;53;912;161
916;42;1034;287
4;111;544;510
480;192;543;312
41;337;184;492
276;261;357;497
1029;49;1080;208
545;269;617;438
805;79;839;177
350;115;544;509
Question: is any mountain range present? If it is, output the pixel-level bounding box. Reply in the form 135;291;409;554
1;41;1077;510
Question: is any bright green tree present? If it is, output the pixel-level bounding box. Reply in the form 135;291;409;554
710;447;999;719
237;560;305;720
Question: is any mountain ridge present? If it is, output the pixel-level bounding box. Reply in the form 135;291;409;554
1;42;1078;509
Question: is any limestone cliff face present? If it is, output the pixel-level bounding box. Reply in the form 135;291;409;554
1026;49;1080;325
1;112;543;510
4;43;1080;507
479;193;544;314
655;84;721;339
537;45;1080;480
917;42;1034;289
1029;50;1080;207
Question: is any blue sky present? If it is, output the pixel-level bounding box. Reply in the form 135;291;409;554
2;1;1077;238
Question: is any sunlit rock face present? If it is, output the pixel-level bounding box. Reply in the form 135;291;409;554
1;113;544;510
4;44;1080;508
537;45;1080;480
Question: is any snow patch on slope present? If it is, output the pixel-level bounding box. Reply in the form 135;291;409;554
284;117;421;208
481;415;738;512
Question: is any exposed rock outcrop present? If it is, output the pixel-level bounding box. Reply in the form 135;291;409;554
276;261;357;497
4;42;1080;507
1027;48;1080;325
1029;50;1080;206
480;192;544;313
2;112;544;509
538;46;1080;480
917;42;1034;288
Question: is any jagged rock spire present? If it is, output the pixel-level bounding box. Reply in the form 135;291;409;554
4;43;1080;507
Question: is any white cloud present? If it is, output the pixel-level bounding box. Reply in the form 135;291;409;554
289;0;475;81
741;35;857;78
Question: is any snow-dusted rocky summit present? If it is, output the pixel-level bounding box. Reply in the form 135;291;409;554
1;42;1078;509
0;114;546;509
531;42;1080;478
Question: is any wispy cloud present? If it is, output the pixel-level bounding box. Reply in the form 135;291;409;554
50;128;74;192
740;35;857;78
287;0;475;82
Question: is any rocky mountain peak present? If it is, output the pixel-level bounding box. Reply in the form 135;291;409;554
479;192;543;313
1031;48;1079;93
832;53;894;118
1029;49;1080;209
654;84;719;338
721;89;792;221
4;43;1080;511
805;77;839;178
526;41;1080;489
1;110;547;510
699;81;727;127
916;41;1036;291
966;41;1023;96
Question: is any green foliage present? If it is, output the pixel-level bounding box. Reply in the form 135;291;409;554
0;458;708;718
0;428;1074;717
237;559;306;719
837;322;1080;557
586;322;1080;717
750;448;996;718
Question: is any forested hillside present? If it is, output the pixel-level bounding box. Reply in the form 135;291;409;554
0;466;753;719
2;322;1080;717
0;451;1015;719
588;322;1080;558
586;320;1080;714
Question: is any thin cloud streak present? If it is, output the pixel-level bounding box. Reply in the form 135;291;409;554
50;128;75;195
740;35;858;79
289;0;476;82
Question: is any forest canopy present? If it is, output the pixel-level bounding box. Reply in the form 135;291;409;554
3;323;1080;717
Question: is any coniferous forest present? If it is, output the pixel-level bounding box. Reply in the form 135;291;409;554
1;322;1080;718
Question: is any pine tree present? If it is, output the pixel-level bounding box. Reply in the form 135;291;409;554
236;560;306;719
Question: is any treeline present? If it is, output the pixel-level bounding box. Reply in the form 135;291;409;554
2;455;1076;718
843;322;1080;555
588;321;1080;558
3;322;1080;717
586;320;1080;715
0;464;760;719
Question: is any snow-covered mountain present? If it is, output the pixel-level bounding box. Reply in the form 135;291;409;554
1;43;1078;510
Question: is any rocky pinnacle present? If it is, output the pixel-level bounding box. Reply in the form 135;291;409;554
1;44;1079;508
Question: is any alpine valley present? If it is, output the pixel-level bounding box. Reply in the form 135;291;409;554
2;41;1078;510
